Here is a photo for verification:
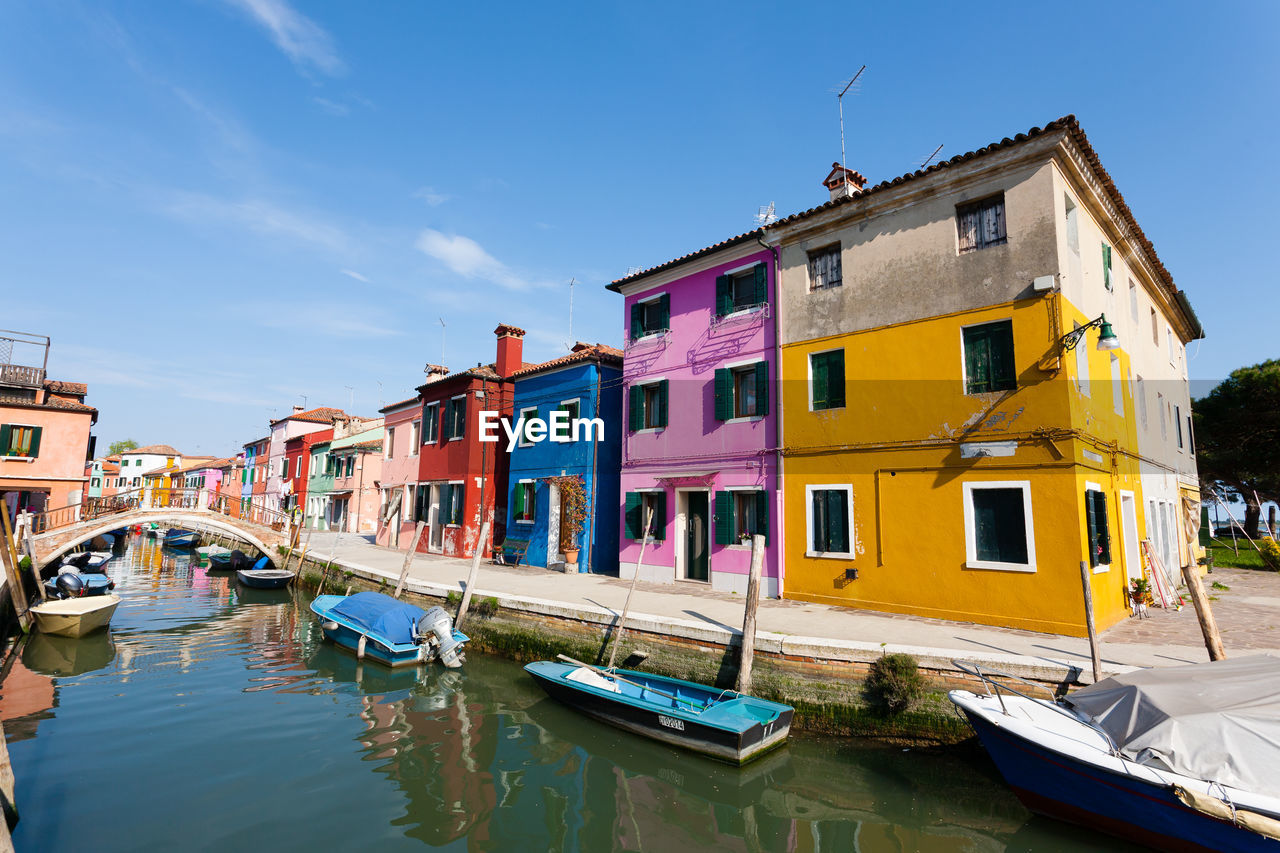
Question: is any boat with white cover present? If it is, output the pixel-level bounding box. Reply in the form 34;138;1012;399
30;594;121;638
950;657;1280;852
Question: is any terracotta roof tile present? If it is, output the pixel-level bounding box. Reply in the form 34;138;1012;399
270;406;346;426
43;380;87;395
126;444;182;456
510;343;624;378
379;395;421;414
608;229;764;291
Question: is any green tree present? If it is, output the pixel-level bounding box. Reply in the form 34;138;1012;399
107;438;139;456
1194;359;1280;536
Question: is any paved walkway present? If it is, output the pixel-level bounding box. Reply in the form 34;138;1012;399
299;531;1280;681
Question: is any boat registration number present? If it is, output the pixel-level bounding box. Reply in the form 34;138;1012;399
658;714;685;731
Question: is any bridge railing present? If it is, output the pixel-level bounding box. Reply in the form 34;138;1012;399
25;486;294;536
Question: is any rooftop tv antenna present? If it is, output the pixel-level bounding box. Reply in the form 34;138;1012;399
835;66;866;181
344;385;354;411
754;202;777;227
567;277;577;351
438;317;446;365
920;143;944;170
299;394;308;409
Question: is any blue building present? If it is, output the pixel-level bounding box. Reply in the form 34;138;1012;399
503;343;623;574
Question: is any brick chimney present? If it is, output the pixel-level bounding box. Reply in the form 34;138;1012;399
494;323;526;377
292;405;305;414
422;364;449;383
822;162;867;201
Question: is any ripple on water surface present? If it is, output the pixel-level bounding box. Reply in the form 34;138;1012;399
1;536;1139;851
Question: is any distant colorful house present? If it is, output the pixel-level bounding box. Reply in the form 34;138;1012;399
503;343;623;574
607;240;781;595
242;436;268;510
305;438;334;529
86;455;120;499
329;423;384;534
411;324;524;558
265;406;348;513
283;427;333;517
118;444;182;493
375;396;424;550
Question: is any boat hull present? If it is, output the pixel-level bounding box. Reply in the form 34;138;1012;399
525;662;792;765
164;533;198;548
236;569;294;589
960;707;1280;852
31;595;121;638
309;596;469;669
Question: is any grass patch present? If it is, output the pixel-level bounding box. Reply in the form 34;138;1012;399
1208;542;1268;571
1211;581;1230;591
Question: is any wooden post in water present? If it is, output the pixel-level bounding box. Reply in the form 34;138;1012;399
394;522;426;599
607;508;653;671
290;527;313;574
1078;561;1102;683
736;534;766;695
0;508;32;632
1181;562;1227;661
455;521;491;630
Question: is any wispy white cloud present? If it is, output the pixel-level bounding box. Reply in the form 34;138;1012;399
163;192;350;252
222;0;345;76
415;228;534;291
312;96;349;116
255;305;401;339
340;268;370;283
412;186;451;206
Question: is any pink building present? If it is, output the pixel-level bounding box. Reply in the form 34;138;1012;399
608;237;782;596
328;423;384;535
375;396;423;550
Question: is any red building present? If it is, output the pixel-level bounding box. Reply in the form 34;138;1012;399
283;427;333;514
412;324;524;558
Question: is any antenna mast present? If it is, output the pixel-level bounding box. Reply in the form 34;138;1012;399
837;66;866;180
567;277;577;350
438;317;446;366
920;143;944;170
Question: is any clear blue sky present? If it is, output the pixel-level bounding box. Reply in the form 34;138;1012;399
2;1;1276;455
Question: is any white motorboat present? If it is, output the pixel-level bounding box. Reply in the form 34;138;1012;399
30;594;121;638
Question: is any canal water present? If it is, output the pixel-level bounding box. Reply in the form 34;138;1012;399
1;536;1136;851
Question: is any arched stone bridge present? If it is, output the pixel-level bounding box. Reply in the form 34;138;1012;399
25;490;294;570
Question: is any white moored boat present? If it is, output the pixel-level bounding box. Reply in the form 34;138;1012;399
30;594;121;638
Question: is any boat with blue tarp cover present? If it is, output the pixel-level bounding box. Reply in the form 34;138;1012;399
524;659;793;764
310;591;468;669
164;528;198;548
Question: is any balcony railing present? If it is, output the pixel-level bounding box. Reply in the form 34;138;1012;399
0;363;44;389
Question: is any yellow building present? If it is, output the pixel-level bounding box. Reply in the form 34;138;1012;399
768;117;1202;636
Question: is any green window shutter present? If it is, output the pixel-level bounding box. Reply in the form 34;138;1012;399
964;326;990;394
755;490;769;544
714;368;731;421
811;354;828;409
27;426;41;457
1102;244;1113;290
828;352;845;408
990;321;1015;391
715;274;732;317
0;425;10;455
811;489;825;551
628;385;643;432
1085;490;1099;567
658;294;670;331
1094;491;1111;564
624;492;642;539
457;397;467;438
656;380;669;428
651;491;667;540
714;491;734;545
754;361;769;416
753;264;767;305
630;303;642;340
825;490;847;553
514;483;525;518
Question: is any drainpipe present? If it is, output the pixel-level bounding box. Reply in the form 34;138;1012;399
586;361;603;574
757;233;784;598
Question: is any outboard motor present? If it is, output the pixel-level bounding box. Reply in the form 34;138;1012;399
229;550;247;571
415;606;465;669
55;572;85;599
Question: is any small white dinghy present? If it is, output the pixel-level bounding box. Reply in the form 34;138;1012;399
30;594;121;638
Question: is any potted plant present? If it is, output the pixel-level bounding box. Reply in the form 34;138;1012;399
1129;577;1153;614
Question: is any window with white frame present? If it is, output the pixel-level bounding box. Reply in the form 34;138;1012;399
445;396;466;440
1084;485;1111;571
807;245;842;290
1064;194;1079;254
423;403;439;443
963;481;1035;571
806;484;852;557
629;293;670;340
518;406;538;447
513;480;536;523
385;426;395;459
1129;279;1139;322
409;420;421;452
281;457;289;479
1136;375;1147;427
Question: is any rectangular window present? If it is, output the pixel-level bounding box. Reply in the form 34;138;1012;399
423;403;439;443
558;399;580;423
1102;243;1113;291
963;482;1035;571
1111;355;1124;416
513;481;536;523
1129;280;1139;322
624;491;666;540
963;320;1016;395
92;478;100;488
385;427;395;459
809;350;845;410
716;264;767;315
1175;405;1184;449
957;195;1007;253
807;245;842;290
445;396;466;440
1064;195;1079;254
0;425;41;458
1085;488;1112;569
281;458;290;479
409;420;420;451
445;483;465;525
1136;375;1147;427
714;362;769;420
807;485;852;556
1151;308;1159;345
714;490;769;545
518;406;538;447
629;294;670;340
1158;393;1167;440
628;381;669;431
1187;414;1195;455
1167;327;1176;365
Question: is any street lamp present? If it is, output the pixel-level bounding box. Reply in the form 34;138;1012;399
1061;314;1119;353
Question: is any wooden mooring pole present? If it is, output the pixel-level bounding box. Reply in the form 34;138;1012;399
0;508;32;633
393;522;426;599
1078;561;1102;683
1181;562;1227;661
455;521;491;630
735;534;766;695
607;508;653;671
